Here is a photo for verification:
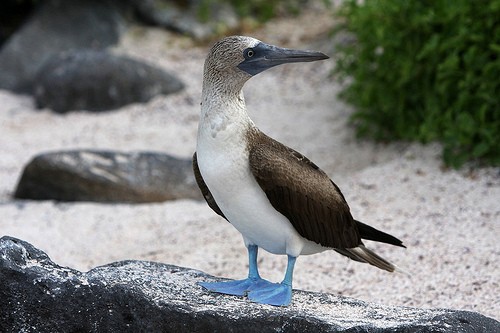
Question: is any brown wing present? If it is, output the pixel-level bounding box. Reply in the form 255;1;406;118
248;134;361;249
192;152;227;221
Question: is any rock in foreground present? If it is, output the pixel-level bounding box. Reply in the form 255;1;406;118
1;236;498;333
14;150;200;202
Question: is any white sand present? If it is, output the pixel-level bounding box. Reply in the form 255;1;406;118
1;9;498;320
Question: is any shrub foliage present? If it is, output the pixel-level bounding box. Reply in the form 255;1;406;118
333;0;500;167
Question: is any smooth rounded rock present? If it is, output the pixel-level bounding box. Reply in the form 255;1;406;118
14;150;200;203
34;50;184;113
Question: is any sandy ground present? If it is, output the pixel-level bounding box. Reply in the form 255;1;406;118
1;9;499;320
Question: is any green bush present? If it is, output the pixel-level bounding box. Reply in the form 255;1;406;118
333;0;500;168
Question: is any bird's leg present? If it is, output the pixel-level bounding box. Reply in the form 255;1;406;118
198;244;273;296
247;255;296;306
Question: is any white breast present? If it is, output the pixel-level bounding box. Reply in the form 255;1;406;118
196;105;325;257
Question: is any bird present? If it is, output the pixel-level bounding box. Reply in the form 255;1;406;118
193;36;405;306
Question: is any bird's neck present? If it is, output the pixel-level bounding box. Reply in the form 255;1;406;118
199;80;255;141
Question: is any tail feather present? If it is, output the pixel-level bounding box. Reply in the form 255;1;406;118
356;220;406;248
343;245;396;272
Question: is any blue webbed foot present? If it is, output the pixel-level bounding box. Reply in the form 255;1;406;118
198;277;274;296
247;282;292;306
199;247;296;306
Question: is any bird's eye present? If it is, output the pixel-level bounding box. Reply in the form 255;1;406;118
246;49;254;58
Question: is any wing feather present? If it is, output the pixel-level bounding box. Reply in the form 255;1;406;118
192;152;227;221
248;134;361;249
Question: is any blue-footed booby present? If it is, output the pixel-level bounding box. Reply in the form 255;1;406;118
193;36;405;306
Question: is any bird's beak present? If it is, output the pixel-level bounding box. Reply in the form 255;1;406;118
238;42;329;76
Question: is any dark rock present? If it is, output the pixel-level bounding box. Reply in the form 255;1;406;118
0;0;125;93
14;150;201;202
33;50;184;112
130;0;239;40
0;0;37;47
1;236;498;333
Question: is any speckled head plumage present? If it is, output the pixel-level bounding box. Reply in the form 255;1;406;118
204;36;260;75
203;36;258;91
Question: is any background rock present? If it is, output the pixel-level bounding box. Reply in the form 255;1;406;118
0;0;125;93
0;0;37;48
14;150;201;202
1;236;498;333
130;0;239;40
34;50;184;112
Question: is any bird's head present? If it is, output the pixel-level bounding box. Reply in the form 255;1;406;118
203;36;329;91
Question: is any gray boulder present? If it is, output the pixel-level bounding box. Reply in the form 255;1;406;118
1;236;498;333
14;150;201;202
33;50;184;112
130;0;239;40
0;0;125;93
